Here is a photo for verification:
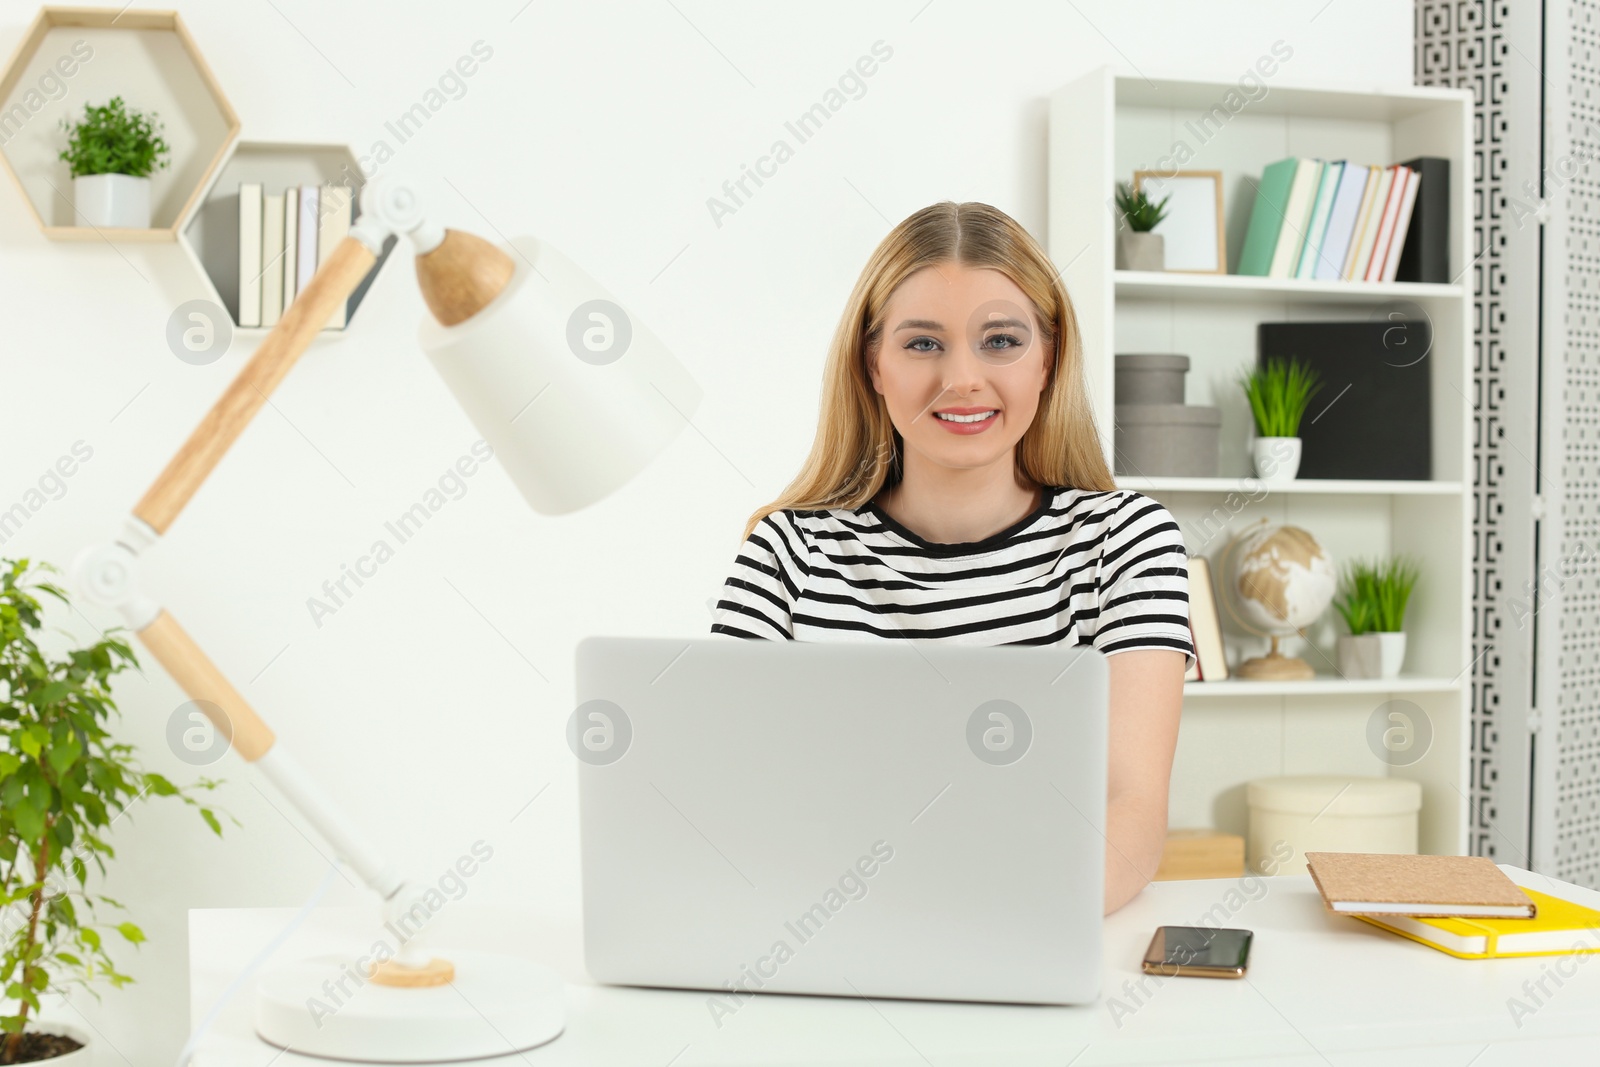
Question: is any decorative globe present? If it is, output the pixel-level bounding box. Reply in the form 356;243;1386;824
1222;521;1338;680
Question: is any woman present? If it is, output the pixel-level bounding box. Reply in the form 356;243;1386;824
708;201;1194;914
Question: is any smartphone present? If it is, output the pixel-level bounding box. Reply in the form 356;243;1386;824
1142;925;1252;978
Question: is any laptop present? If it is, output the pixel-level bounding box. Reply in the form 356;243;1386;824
572;636;1108;1006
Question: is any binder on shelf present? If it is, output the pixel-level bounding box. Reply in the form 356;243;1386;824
1394;156;1451;284
237;182;262;329
1258;320;1432;480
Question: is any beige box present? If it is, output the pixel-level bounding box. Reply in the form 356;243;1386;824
1247;776;1421;875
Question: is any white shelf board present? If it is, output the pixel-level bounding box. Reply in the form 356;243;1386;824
1184;674;1466;697
1114;270;1464;303
1116;476;1464;495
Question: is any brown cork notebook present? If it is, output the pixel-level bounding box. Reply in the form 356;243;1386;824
1305;853;1537;919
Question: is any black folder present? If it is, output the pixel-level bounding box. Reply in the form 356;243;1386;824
1257;320;1432;481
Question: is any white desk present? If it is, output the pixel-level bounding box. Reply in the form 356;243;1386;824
190;866;1600;1065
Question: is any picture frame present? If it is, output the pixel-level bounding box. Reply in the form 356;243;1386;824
1133;169;1227;274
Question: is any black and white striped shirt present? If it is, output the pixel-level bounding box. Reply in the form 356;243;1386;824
709;486;1195;670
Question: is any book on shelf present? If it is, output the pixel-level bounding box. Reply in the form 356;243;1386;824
1355;886;1600;960
1185;556;1228;681
296;184;320;297
1294;160;1343;279
235;181;362;330
1313;163;1372;280
317;183;353;329
282;187;299;310
237;182;262;328
260;192;285;328
1347;164;1394;281
1236;157;1437;284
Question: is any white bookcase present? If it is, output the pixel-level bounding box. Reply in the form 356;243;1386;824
1048;67;1475;857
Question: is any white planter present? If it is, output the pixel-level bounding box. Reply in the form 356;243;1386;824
73;172;151;228
11;1021;92;1064
1338;631;1408;679
1251;435;1301;485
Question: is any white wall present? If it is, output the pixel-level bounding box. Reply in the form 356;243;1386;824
0;0;1413;1060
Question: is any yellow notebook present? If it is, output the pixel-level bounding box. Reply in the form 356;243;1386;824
1355;887;1600;960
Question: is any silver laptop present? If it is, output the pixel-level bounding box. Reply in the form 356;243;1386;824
572;636;1108;1006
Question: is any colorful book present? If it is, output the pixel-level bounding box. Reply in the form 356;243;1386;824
1294;161;1344;279
260;192;285;327
1237;158;1302;277
1356;887;1600;960
1363;166;1410;281
296;184;320;296
316;184;353;329
282;186;299;312
1315;163;1372;280
237;182;262;328
1270;159;1324;279
1306;852;1537;918
1340;166;1383;280
1379;165;1422;283
1348;166;1395;282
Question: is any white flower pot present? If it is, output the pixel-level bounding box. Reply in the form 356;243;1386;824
1338;632;1408;680
1251;436;1302;485
73;172;151;229
10;1021;92;1064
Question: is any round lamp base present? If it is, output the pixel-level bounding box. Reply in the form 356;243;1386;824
256;949;564;1062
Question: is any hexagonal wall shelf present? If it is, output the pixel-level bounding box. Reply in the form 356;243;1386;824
181;140;398;334
0;7;239;240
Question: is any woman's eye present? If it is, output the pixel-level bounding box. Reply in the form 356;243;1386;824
983;333;1023;350
905;336;940;353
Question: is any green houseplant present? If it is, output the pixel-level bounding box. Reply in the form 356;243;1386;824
1236;356;1324;486
1333;555;1422;679
1;559;227;1064
1114;180;1170;271
57;96;171;230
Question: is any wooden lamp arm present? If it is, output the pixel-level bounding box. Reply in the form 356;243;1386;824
133;236;378;535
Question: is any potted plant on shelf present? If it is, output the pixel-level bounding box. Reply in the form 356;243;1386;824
1237;356;1323;486
1;559;228;1064
1114;180;1170;271
57;96;171;229
1333;555;1422;680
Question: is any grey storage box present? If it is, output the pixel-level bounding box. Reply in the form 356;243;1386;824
1116;354;1189;405
1114;404;1222;477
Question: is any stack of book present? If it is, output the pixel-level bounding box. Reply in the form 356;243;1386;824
1237;156;1449;283
237;181;355;330
1307;852;1600;960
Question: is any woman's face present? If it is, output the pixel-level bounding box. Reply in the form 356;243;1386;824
868;262;1052;476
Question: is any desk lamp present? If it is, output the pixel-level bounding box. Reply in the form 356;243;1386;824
71;176;702;1061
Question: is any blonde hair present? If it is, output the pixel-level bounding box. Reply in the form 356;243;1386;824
741;200;1113;542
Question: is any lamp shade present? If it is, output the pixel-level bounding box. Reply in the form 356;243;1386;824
419;236;702;514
